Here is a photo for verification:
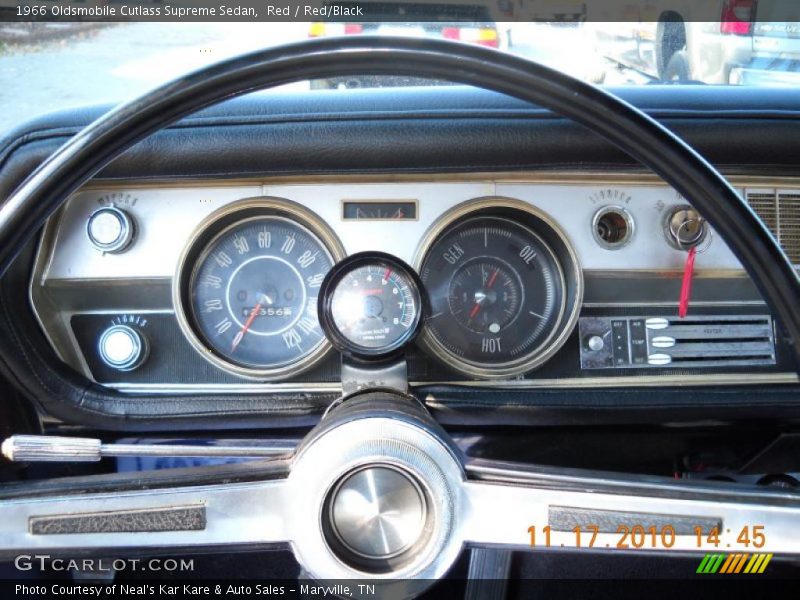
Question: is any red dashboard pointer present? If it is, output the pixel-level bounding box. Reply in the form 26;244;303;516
231;299;263;351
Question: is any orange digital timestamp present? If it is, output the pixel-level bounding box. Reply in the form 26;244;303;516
528;525;766;549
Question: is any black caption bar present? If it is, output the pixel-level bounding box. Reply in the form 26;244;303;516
3;0;800;23
4;578;800;598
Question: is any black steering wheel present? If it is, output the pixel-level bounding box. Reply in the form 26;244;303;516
0;37;798;588
0;36;797;364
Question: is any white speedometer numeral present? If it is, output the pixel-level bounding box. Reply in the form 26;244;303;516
297;316;318;335
204;299;223;312
202;274;222;289
282;328;302;349
307;273;325;288
281;234;296;254
297;250;318;268
233;235;249;255
214;251;233;268
214;318;233;335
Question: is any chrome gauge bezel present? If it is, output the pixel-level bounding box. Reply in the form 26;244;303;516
413;197;584;379
173;198;345;380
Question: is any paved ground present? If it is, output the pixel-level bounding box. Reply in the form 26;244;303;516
0;22;309;135
0;22;640;137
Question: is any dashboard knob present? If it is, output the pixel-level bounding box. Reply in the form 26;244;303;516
86;206;135;253
585;335;605;352
98;325;148;371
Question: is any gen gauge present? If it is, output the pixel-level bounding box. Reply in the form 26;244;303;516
174;199;344;380
319;253;424;360
417;200;582;379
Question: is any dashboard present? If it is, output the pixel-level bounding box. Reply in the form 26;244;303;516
1;85;798;429
28;175;796;397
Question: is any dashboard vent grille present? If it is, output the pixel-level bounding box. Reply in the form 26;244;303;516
745;189;800;264
779;192;800;264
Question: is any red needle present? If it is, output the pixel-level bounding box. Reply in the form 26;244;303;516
231;300;263;351
468;302;482;320
469;268;500;320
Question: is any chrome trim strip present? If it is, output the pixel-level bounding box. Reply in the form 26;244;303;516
102;372;799;395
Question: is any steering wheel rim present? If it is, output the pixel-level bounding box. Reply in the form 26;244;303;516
1;41;800;585
0;36;798;370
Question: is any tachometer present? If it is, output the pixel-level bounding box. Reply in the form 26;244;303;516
319;253;424;359
417;201;582;379
174;200;344;379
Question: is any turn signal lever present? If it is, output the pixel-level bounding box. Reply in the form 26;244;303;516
1;435;294;463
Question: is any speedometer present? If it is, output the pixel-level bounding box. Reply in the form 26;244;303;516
417;200;582;379
174;199;344;379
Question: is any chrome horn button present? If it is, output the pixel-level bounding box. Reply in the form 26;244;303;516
329;465;428;560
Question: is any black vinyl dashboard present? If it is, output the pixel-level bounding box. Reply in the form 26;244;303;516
1;85;799;432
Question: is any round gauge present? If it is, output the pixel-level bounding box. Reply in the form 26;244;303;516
319;253;424;359
174;200;344;379
417;202;582;379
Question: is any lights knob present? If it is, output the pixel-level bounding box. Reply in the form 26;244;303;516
98;325;148;371
86;206;135;253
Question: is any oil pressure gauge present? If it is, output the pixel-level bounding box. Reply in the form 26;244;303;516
319;253;424;360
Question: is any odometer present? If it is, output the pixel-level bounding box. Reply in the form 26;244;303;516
417;203;582;379
175;201;343;379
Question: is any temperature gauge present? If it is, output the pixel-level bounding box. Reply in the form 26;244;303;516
319;253;424;359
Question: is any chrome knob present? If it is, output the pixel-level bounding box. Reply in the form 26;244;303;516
86;206;135;253
329;465;427;559
586;335;605;352
98;325;148;371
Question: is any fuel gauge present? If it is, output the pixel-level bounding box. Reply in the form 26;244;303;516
319;253;424;359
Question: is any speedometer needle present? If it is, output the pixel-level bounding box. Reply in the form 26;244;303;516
231;294;269;352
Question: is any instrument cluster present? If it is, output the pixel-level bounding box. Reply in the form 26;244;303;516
172;197;581;380
31;177;780;393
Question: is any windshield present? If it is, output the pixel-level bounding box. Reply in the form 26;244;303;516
2;17;799;134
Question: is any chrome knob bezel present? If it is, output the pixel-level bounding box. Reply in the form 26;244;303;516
97;324;148;371
86;206;135;254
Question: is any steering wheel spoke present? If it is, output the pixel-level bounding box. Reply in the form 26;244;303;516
0;461;292;556
461;458;800;555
